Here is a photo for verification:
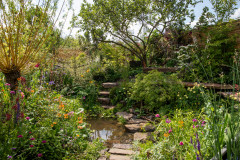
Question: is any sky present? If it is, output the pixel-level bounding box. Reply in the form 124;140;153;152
60;0;240;37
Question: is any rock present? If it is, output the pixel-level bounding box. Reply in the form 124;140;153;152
109;155;131;160
98;156;107;160
108;148;135;155
99;91;110;96
100;148;109;155
127;119;148;124
125;123;155;133
102;105;115;109
102;82;119;88
112;144;133;150
116;112;133;120
134;132;148;141
98;98;110;105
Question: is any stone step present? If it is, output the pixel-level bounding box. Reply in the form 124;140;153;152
127;119;148;124
125;123;155;133
112;144;133;150
102;105;115;109
109;155;131;160
116;112;133;120
98;98;110;105
102;82;119;88
134;132;149;141
99;91;110;96
108;148;135;155
98;156;107;160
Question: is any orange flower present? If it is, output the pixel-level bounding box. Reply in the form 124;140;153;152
78;126;83;129
164;133;169;137
53;122;57;124
178;121;184;125
78;120;83;124
31;90;34;93
51;124;54;127
76;134;80;137
57;113;61;117
64;114;68;119
78;117;82;120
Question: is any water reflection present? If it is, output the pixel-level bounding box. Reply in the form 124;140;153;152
87;118;133;147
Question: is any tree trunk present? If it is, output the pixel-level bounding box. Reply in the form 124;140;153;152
142;55;147;68
3;70;21;91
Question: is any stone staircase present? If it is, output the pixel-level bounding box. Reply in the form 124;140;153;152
98;82;119;110
97;82;155;160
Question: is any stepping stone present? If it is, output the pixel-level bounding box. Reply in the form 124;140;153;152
116;112;133;120
108;148;135;155
112;144;133;150
102;82;119;88
98;98;110;104
100;148;109;155
102;105;115;109
98;156;107;160
109;155;131;160
134;132;148;141
125;123;155;133
127;119;148;124
99;91;110;96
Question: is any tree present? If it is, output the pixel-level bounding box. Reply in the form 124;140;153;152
0;0;71;90
77;0;199;68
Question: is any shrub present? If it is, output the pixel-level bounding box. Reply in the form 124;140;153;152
130;70;185;112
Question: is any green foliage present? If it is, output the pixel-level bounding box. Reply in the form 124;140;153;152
133;110;210;160
177;22;238;83
130;71;185;112
0;71;103;159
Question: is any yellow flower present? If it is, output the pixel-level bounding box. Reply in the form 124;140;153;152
53;122;57;124
64;114;68;119
86;69;90;73
164;133;169;137
81;75;84;77
76;134;80;137
89;81;93;83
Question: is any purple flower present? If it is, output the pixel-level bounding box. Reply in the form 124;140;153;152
30;138;35;140
49;81;55;85
68;111;74;116
193;125;195;128
166;119;171;123
168;129;172;133
179;141;184;145
83;96;86;99
202;120;206;124
5;83;10;86
26;117;30;120
17;135;23;138
11;148;16;150
30;145;34;147
10;91;15;94
192;119;197;122
42;140;47;143
8;156;12;159
155;114;160;118
38;153;43;157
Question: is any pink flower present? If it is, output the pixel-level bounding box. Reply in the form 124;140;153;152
30;145;34;147
30;138;35;140
38;153;43;157
17;135;23;138
193;125;195;128
42;140;47;143
168;129;172;133
83;96;86;99
26;117;30;120
35;63;40;67
166;119;171;123
155;114;160;118
68;111;74;117
5;83;10;86
202;121;206;124
192;119;197;122
179;141;184;145
10;91;15;94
